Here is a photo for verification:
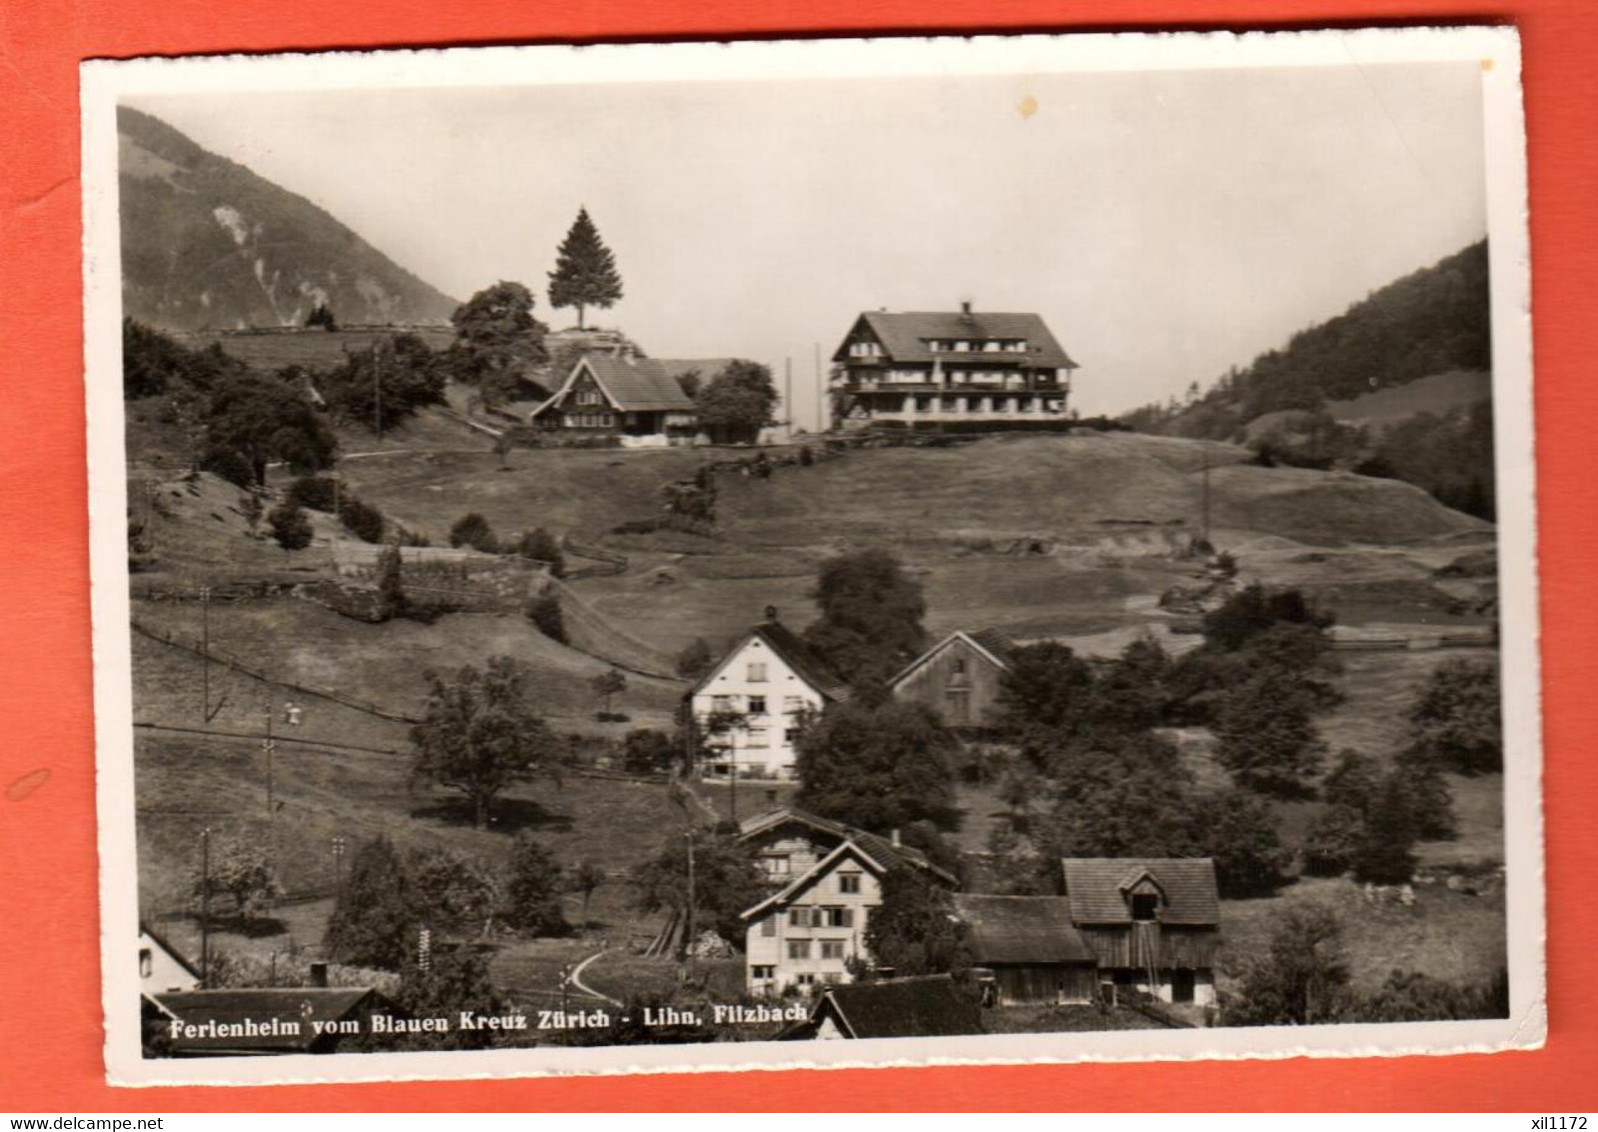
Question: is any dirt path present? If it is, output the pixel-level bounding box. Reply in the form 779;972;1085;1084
569;948;624;1007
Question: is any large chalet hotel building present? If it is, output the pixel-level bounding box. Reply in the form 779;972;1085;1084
831;303;1078;427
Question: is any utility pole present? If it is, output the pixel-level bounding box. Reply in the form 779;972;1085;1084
784;358;793;435
262;698;277;870
331;836;347;898
198;586;211;722
814;342;824;433
199;826;213;988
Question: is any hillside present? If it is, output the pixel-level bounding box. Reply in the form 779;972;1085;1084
1127;241;1491;438
118;106;459;330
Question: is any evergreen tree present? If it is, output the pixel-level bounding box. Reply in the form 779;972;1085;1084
674;637;715;681
547;207;624;329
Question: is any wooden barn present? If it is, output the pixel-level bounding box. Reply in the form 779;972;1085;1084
1061;858;1220;1006
952;894;1098;1006
889;628;1014;729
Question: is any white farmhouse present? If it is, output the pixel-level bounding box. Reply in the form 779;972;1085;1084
688;611;850;780
737;807;959;996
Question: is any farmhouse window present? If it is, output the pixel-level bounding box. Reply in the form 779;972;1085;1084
712;695;736;713
838;873;861;894
747;695;768;716
783;696;804;713
788;908;809;928
1131;893;1159;921
820;940;846;960
951;658;966;676
946;689;971;724
788;940;811;960
820;972;843;984
795;973;816;987
761;855;791;877
747;662;768;682
747;727;769;743
752;965;775;980
761;915;777;936
818;907;853;928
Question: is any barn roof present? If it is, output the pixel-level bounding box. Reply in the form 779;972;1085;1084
529;353;696;418
737;805;958;886
952;894;1096;965
812;974;983;1039
888;628;1015;690
151;988;379;1053
692;620;852;704
1061;858;1219;926
835;310;1077;369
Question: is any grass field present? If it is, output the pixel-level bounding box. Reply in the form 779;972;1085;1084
132;596;685;731
173;327;457;373
1217;875;1506;996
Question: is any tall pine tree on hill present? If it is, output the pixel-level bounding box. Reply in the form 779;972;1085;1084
547;207;624;329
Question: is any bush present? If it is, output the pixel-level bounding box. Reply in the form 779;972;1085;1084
338;497;386;544
675;637;715;681
287;475;338;512
1408;658;1502;774
449;512;499;553
267;501;314;550
1302;805;1364;876
516;527;565;576
621;730;678;775
526;592;566;643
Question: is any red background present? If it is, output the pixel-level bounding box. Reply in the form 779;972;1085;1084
2;0;1593;1112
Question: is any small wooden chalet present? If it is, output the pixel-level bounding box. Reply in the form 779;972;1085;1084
830;303;1078;428
690;614;851;780
1061;858;1220;1006
528;354;700;446
790;974;984;1040
889;627;1015;729
951;894;1098;1006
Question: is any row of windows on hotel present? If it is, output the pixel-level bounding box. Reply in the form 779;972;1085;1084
848;339;1031;357
887;395;1065;413
866;371;1060;387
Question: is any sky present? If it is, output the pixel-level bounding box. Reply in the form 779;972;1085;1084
130;60;1486;423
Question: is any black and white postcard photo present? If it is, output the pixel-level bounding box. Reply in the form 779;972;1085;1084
80;27;1542;1085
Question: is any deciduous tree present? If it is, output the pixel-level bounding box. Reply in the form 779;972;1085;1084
410;657;564;830
801;548;927;690
794;699;956;832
